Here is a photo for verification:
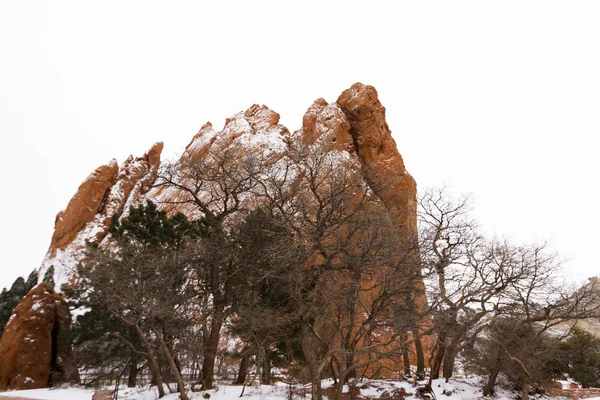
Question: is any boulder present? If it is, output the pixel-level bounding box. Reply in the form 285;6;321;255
0;283;79;391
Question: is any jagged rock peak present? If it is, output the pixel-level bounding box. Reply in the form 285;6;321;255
50;159;119;253
183;104;289;163
34;82;432;375
301;98;353;151
39;83;417;287
40;142;163;289
337;82;417;232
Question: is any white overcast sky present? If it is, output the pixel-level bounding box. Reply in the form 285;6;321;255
0;1;598;289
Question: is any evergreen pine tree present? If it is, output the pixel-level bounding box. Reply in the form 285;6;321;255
110;200;206;249
0;273;37;337
64;283;142;386
0;288;10;338
76;200;205;390
25;270;38;292
42;265;55;289
551;328;600;387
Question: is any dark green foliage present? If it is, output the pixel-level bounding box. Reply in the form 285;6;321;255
231;209;304;374
76;201;203;388
472;317;558;396
25;270;38;291
0;269;38;337
64;283;142;383
551;328;600;388
43;265;55;289
110;200;206;249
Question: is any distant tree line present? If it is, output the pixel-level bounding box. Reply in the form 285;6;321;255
0;265;55;337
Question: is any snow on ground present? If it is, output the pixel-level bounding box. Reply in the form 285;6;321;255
0;378;578;400
0;387;95;400
111;384;291;400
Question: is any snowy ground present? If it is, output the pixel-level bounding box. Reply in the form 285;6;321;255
0;377;594;400
0;387;95;400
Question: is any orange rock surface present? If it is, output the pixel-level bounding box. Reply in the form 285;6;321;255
338;83;435;366
37;83;433;373
50;161;119;253
0;283;78;391
39;142;163;288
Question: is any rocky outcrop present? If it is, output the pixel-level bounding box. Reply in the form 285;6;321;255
336;83;434;367
39;142;163;289
180;104;288;164
300;98;353;151
337;83;418;233
36;83;433;372
0;283;78;391
50;161;119;253
42;86;409;287
339;84;435;366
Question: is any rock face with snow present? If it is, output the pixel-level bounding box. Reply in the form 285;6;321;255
42;85;413;281
39;142;163;288
36;82;433;370
0;283;79;391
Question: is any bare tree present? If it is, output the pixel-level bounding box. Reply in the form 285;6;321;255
478;246;600;399
78;202;200;400
248;141;426;400
418;187;489;381
419;187;600;397
155;143;267;390
81;244;195;399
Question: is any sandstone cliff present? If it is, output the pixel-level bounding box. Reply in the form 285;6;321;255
40;84;420;283
36;83;433;371
0;283;79;390
39;142;163;288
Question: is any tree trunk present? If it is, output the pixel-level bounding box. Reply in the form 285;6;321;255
483;370;499;397
201;309;225;389
348;377;358;400
483;353;503;396
147;354;165;397
235;355;248;385
155;328;190;400
127;358;138;388
334;381;344;400
431;341;446;380
134;325;165;398
518;374;531;400
415;337;425;378
330;357;339;385
521;378;529;400
344;350;356;382
311;377;323;400
442;345;457;381
261;353;271;385
300;322;323;400
403;346;411;376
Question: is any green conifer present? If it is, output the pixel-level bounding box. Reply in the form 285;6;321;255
0;272;38;337
42;265;55;289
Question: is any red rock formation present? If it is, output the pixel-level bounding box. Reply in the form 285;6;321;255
40;142;163;288
50;161;119;253
0;283;78;391
37;83;433;373
337;83;417;232
301;98;353;151
338;83;435;368
49;142;163;254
